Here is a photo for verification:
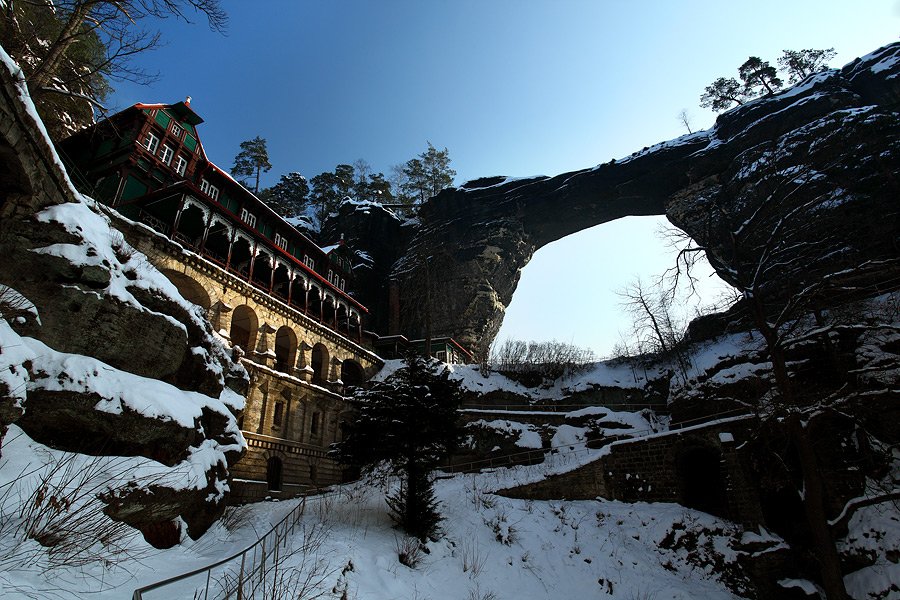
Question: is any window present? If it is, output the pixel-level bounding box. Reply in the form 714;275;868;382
327;269;334;284
240;208;257;228
310;411;321;435
272;401;284;427
339;278;345;291
436;350;448;362
274;233;288;250
174;155;188;176
200;179;219;201
171;122;183;138
160;145;174;165
303;255;315;270
143;132;159;154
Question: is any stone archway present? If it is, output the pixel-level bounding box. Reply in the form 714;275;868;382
230;305;258;353
274;326;297;373
340;359;364;386
311;343;329;382
160;269;211;310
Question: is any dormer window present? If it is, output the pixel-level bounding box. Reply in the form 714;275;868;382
143;132;159;154
274;233;288;250
174;155;188;176
240;208;257;228
160;145;174;165
171;122;183;138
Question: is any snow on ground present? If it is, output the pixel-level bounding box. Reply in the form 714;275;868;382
0;449;756;600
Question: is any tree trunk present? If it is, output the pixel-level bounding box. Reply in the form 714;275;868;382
27;3;93;90
788;413;849;600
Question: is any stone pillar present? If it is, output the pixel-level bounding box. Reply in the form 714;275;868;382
294;341;314;382
253;322;277;367
330;356;343;383
209;300;233;337
255;381;269;434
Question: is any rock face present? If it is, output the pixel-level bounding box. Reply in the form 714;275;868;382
333;43;900;359
0;50;248;549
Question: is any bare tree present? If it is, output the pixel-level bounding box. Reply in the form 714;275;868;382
677;109;693;134
2;0;226;138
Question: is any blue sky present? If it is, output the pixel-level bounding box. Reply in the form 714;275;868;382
108;0;900;356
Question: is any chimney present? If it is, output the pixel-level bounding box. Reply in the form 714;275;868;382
185;95;192;106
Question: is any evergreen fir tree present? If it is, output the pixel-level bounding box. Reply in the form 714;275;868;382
330;354;462;540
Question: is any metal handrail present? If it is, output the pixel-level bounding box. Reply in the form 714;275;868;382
132;486;335;600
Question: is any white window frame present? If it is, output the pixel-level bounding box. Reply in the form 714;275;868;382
171;122;183;138
240;208;257;228
160;144;174;165
339;278;345;291
274;233;288;250
174;155;188;176
200;178;210;194
303;255;315;270
143;132;159;154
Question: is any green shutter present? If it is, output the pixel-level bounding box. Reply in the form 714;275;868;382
155;111;171;128
184;135;197;152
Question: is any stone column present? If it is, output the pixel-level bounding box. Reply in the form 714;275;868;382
330;356;343;384
294;341;314;382
253;322;277;367
209;300;233;337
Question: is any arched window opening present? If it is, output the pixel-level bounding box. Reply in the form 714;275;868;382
266;456;283;491
229;305;258;353
173;204;205;249
311;343;329;382
272;401;284;427
309;463;318;484
229;237;253;279
274;326;297;373
251;249;274;291
272;263;291;301
203;221;231;265
340;360;365;386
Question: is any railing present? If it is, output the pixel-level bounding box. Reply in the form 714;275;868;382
132;487;334;600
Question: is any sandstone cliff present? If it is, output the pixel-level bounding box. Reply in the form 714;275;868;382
0;48;248;549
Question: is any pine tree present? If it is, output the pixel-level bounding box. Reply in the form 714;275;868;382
778;48;837;84
259;172;309;218
397;143;456;206
330;355;462;540
232;136;271;193
699;77;748;112
738;56;783;97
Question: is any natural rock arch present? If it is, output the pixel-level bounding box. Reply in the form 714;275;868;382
330;43;900;359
